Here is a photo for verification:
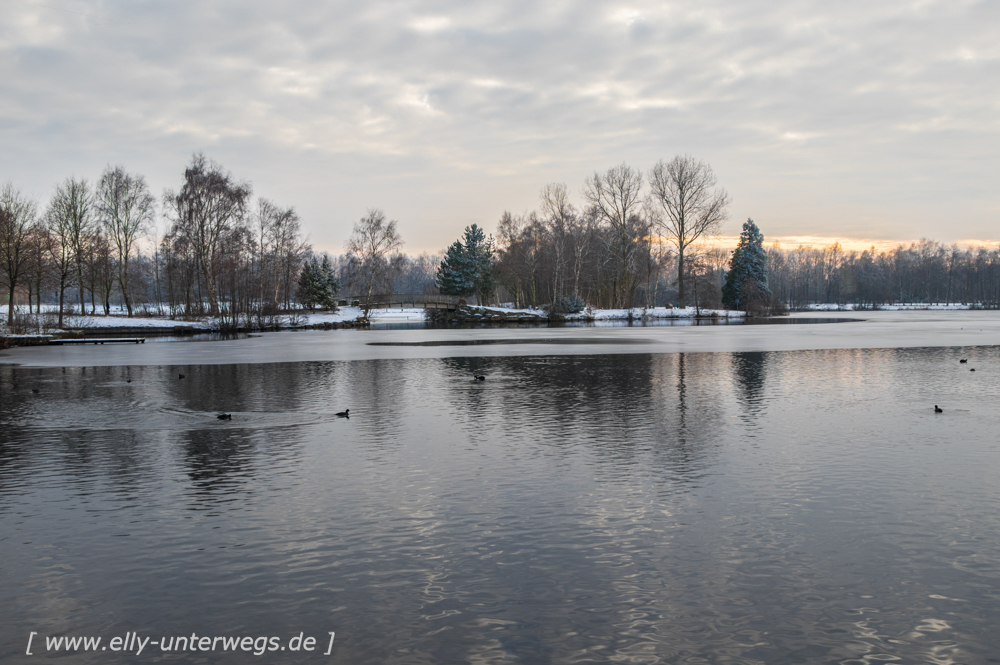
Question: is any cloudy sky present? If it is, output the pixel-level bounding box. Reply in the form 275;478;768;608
2;0;997;253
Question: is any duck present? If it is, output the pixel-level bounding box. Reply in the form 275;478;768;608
217;413;232;420
970;368;976;372
960;359;968;363
335;409;350;418
31;388;39;394
474;375;486;381
934;405;943;413
178;374;185;379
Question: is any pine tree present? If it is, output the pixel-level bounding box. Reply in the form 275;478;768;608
436;224;495;303
297;255;340;311
437;240;472;296
722;218;771;312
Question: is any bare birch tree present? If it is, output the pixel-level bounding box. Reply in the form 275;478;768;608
540;183;575;302
97;167;155;316
583;164;645;307
164;155;251;315
345;208;403;316
0;183;38;325
47;178;94;317
648;155;730;308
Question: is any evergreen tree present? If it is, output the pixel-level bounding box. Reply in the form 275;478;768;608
297;255;339;311
437;240;472;296
722;218;771;312
436;224;495;303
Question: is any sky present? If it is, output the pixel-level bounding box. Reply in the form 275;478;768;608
2;0;998;254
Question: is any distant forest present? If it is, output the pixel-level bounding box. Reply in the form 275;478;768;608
3;155;1000;329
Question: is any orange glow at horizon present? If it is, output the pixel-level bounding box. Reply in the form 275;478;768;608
706;235;1000;252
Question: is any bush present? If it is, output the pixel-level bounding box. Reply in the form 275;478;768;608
551;295;585;314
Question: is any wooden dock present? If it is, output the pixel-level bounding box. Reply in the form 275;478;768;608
48;338;146;345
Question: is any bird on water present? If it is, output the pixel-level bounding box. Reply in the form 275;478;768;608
960;359;968;363
474;375;486;381
217;413;232;420
179;374;185;379
934;405;943;413
335;409;350;418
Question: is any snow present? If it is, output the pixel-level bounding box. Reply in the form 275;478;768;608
461;305;743;320
298;307;427;324
564;306;744;320
805;303;973;311
0;305;426;334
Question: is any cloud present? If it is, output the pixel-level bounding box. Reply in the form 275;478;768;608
1;0;998;252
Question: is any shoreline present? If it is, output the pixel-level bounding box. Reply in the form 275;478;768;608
3;310;1000;368
0;302;992;349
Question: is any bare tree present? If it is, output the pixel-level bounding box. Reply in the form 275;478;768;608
583;164;645;307
0;183;39;325
97;167;155;316
648;155;730;308
345;209;403;316
45;207;74;327
47;178;94;319
164;155;251;315
540;183;576;302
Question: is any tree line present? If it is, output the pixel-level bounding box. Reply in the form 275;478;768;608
433;156;1000;312
5;152;999;330
0;155;316;328
766;239;1000;309
475;156;730;311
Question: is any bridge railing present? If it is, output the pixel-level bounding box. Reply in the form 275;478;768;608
340;294;465;310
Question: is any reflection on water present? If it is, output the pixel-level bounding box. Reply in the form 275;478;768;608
2;347;999;664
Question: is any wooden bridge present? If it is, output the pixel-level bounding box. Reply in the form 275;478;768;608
341;294;465;311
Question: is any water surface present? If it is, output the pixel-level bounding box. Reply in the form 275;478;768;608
2;344;999;663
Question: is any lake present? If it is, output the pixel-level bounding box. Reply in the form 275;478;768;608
2;312;999;663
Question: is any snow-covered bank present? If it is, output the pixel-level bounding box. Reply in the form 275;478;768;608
6;309;1000;368
805;303;976;311
434;304;744;323
0;305;425;335
564;306;744;320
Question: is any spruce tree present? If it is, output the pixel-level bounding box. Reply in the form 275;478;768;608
297;255;340;311
722;218;771;312
437;240;472;296
436;224;495;303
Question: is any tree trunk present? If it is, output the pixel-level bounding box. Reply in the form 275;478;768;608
120;264;134;317
78;261;86;317
677;245;686;308
57;276;66;329
6;282;16;325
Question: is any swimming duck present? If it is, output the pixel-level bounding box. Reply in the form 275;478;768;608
960;359;968;363
934;405;943;413
474;375;486;381
178;374;185;379
217;413;232;420
335;409;350;418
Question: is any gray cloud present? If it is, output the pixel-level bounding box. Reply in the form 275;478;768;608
2;0;997;252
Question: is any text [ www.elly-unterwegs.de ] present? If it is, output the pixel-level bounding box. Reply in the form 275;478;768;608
25;631;336;656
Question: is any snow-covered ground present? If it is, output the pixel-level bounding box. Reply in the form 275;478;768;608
805;303;974;311
460;305;743;320
1;301;983;336
564;306;744;320
0;305;428;334
298;307;427;324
